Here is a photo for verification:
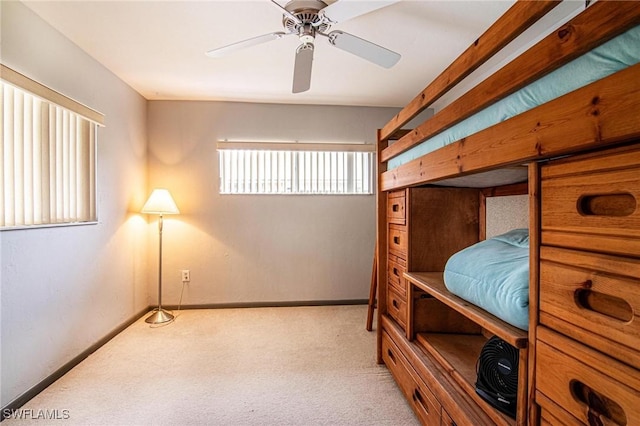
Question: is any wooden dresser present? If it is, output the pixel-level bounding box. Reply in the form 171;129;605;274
385;187;479;332
535;145;640;425
378;144;640;425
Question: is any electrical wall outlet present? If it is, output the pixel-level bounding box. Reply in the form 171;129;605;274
181;270;190;283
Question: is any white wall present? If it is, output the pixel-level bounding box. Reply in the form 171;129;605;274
1;2;149;407
147;101;399;305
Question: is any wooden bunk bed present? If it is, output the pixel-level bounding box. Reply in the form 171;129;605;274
375;1;640;425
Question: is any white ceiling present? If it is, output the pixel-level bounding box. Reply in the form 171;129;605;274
22;1;521;107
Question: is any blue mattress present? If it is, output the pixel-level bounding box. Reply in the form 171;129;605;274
444;229;529;330
389;25;640;170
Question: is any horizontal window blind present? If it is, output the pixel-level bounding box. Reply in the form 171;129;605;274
1;66;102;229
218;149;374;195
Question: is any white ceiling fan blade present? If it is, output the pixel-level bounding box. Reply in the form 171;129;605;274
292;44;314;93
320;0;399;24
327;30;400;68
206;32;288;58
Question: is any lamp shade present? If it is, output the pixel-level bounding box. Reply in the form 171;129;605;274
141;189;180;215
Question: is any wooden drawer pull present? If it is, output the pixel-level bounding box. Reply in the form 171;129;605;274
570;380;627;425
578;193;636;217
392;203;400;212
392;299;399;309
575;286;633;322
393;267;399;277
412;389;429;413
386;348;397;365
393;236;401;244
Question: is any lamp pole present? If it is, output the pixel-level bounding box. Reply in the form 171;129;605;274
157;213;164;313
145;212;174;324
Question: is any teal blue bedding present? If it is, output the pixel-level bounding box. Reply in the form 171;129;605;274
388;25;640;170
444;229;529;330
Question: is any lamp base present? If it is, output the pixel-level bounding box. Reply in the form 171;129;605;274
145;308;175;324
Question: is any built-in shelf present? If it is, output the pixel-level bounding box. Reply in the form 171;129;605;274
404;271;528;348
406;271;526;425
415;333;516;426
415;333;485;388
383;314;513;426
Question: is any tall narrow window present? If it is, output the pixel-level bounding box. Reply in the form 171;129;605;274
218;142;375;195
1;65;104;229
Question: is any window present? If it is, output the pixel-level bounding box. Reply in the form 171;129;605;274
218;142;375;195
1;65;104;229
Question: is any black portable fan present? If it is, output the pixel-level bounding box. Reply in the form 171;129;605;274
475;336;519;418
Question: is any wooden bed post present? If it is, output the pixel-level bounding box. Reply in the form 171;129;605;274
375;128;390;363
527;162;542;426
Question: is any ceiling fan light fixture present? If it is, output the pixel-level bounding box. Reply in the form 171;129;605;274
298;22;316;45
300;34;315;45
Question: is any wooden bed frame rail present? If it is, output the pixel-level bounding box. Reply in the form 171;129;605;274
379;0;560;143
381;63;640;191
379;1;640;190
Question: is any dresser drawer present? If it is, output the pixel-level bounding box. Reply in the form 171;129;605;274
382;331;441;425
539;246;640;368
541;147;640;257
389;224;408;258
388;253;407;296
536;328;640;426
537;396;583;426
441;409;460;426
387;285;407;329
388;189;406;225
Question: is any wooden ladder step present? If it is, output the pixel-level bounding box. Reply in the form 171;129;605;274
366;249;377;331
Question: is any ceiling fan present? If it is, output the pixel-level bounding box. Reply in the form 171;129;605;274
206;0;401;93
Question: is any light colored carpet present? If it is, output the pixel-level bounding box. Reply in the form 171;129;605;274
5;305;419;425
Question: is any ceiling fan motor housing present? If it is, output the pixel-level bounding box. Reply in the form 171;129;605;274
283;0;331;37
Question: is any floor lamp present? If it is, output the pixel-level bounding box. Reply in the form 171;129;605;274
142;188;180;324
